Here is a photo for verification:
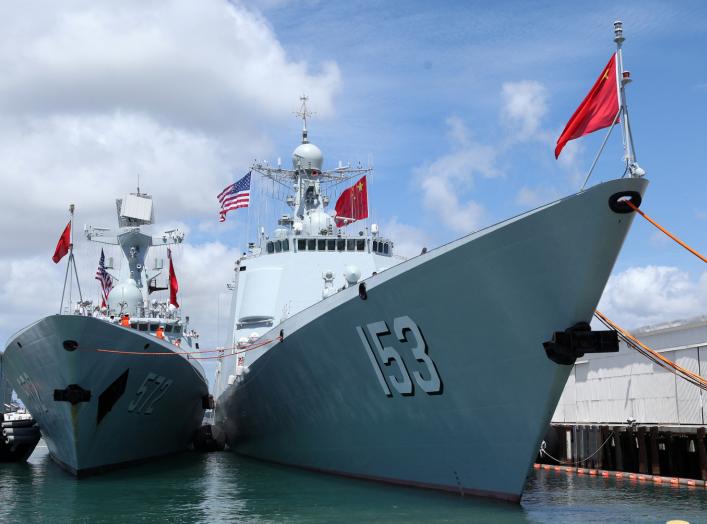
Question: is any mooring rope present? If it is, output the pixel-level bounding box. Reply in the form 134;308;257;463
625;200;707;263
595;311;707;392
93;336;282;361
539;431;615;466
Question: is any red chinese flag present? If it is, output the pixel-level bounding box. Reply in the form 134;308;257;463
555;53;620;158
168;248;179;308
52;221;71;263
335;176;369;227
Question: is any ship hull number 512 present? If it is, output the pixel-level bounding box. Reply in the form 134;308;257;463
356;316;442;397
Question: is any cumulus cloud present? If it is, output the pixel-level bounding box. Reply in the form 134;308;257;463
598;265;707;328
1;113;243;256
420;176;485;234
382;217;434;259
413;117;497;234
0;255;65;339
501;80;549;142
0;0;340;353
0;0;340;130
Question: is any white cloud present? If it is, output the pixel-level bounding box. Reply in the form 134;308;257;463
598;265;707;328
420;175;485;234
0;256;65;340
0;0;341;351
0;0;341;256
413;117;497;235
0;0;340;130
382;217;434;259
501;80;548;142
0;113;244;256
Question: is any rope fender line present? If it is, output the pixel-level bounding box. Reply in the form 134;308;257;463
595;310;707;391
91;336;283;361
625;200;707;264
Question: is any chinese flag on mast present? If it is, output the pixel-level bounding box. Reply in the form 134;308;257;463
555;53;620;158
334;175;368;227
52;222;71;263
168;248;179;308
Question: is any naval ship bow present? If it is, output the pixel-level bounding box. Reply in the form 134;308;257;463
2;191;209;476
215;74;649;501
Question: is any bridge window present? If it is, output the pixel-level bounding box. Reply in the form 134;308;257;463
149;323;159;331
165;325;173;333
356;239;365;251
138;323;148;332
373;240;378;252
327;239;336;251
383;243;389;255
297;239;306;251
283;239;290;252
346;239;355;251
266;241;274;254
275;240;282;253
337;239;345;251
318;239;326;251
307;239;316;251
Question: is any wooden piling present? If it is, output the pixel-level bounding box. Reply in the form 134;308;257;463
600;425;610;470
697;427;707;481
650;426;660;476
613;426;623;471
638;426;648;474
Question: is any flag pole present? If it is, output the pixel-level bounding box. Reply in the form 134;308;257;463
59;205;73;313
614;21;642;175
581;107;622;191
59;204;83;314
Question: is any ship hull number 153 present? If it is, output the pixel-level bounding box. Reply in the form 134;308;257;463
356;316;443;397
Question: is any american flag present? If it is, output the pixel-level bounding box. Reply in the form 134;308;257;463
95;248;113;307
218;172;251;222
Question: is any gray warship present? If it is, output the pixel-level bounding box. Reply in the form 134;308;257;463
215;22;648;501
2;191;209;475
214;114;647;501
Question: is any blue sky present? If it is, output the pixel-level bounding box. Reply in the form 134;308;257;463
1;0;706;366
244;0;707;328
256;0;706;253
215;2;704;239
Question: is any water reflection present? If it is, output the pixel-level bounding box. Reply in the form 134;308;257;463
2;446;705;523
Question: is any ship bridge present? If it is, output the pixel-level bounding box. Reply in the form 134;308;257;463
218;97;404;391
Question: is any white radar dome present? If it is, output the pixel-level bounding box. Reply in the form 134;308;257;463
107;279;143;316
343;265;361;286
304;210;333;235
292;143;323;171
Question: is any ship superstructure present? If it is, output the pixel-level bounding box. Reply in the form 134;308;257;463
2;192;209;475
214;91;649;501
214;98;397;394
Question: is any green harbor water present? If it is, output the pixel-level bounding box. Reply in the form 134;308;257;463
1;444;705;523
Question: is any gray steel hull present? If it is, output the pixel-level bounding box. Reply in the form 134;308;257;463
216;178;648;502
2;315;208;475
